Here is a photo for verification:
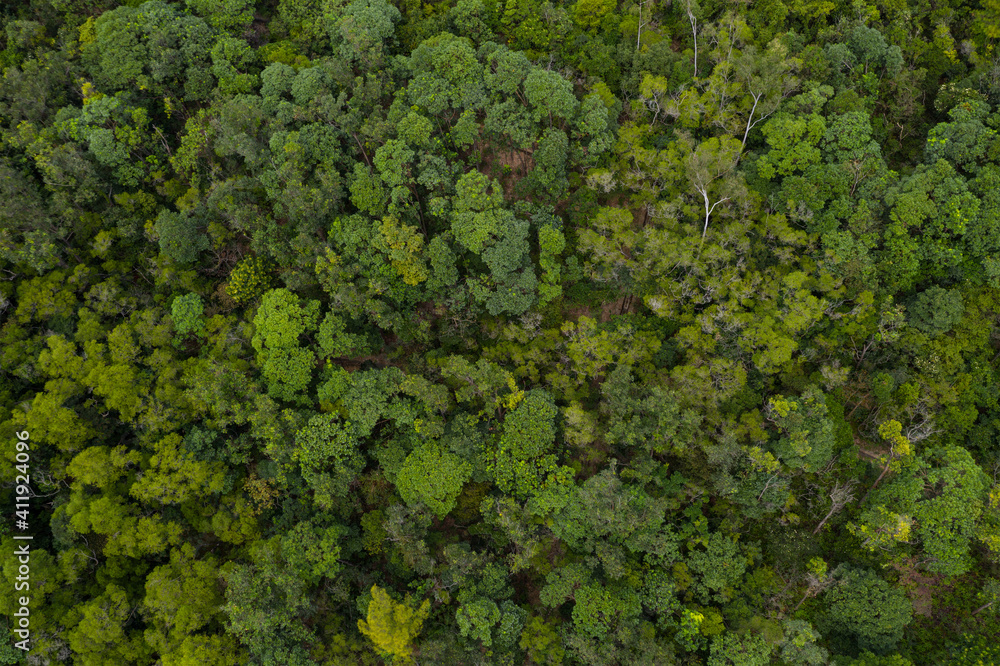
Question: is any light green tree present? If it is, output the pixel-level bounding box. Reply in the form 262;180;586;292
251;288;320;404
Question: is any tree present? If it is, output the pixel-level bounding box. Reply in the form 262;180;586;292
685;531;747;604
732;44;799;151
67;583;153;665
357;585;431;663
251;288;320;404
130;433;227;505
83;2;215;99
765;386;836;472
280;520;345;585
488;389;570;499
523;69;579;127
186;0;255;35
571;582;642;641
821;566;912;655
456;598;501;646
838;651;915;665
171;294;204;337
160;635;245;666
683;134;742;239
546;467;674;578
143;544;226;654
708;631;771;666
211;35;260;95
331;0;402;69
221;538;316;665
777;619;829;665
852;440;989;575
600;363;701;456
154;211;209;264
912;445;989;576
924;98;997;176
907;286;964;336
292;413;365;504
227;256;272;304
396;442;473;518
813;481;857;535
756;110;826;181
571;0;616;31
881;159;978;291
519;615;566;665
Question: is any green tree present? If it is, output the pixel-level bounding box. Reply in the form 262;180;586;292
456;598;501;646
83;2;215;99
67;583;153;665
143;544;226;656
292;413;365;505
186;0;254;35
777;619;829;665
227;256;271;304
130;433;227;505
765;386;836;471
821;566;912;655
396;442;473;518
154;211;209;264
221;538;315;665
332;0;402;69
171;294;204;337
519;615;566;665
281;520;346;585
907;286;964;336
708;631;772;666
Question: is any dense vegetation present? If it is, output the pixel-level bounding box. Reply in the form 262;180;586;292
2;0;1000;663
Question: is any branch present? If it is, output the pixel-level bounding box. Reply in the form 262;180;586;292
812;481;856;535
740;91;762;152
703;195;730;238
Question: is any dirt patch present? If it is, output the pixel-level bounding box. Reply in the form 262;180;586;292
328;353;398;373
893;559;942;618
563;297;635;325
564;305;593;322
489;148;536;198
600;295;637;321
494;148;534;174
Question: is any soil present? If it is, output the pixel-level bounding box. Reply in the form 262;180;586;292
893;559;941;618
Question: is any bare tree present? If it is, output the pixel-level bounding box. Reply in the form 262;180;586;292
683;134;741;239
812;480;857;535
734;46;798;154
685;0;700;77
637;0;656;51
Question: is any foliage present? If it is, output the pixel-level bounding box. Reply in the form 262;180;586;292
357;585;430;663
251;288;320;404
396;442;473;518
4;1;1000;664
155;211;209;264
821;567;913;655
227;257;272;305
171;294;204;337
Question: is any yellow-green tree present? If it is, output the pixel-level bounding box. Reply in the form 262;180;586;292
357;585;430;663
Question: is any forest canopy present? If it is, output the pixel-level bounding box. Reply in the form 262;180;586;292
2;0;1000;664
